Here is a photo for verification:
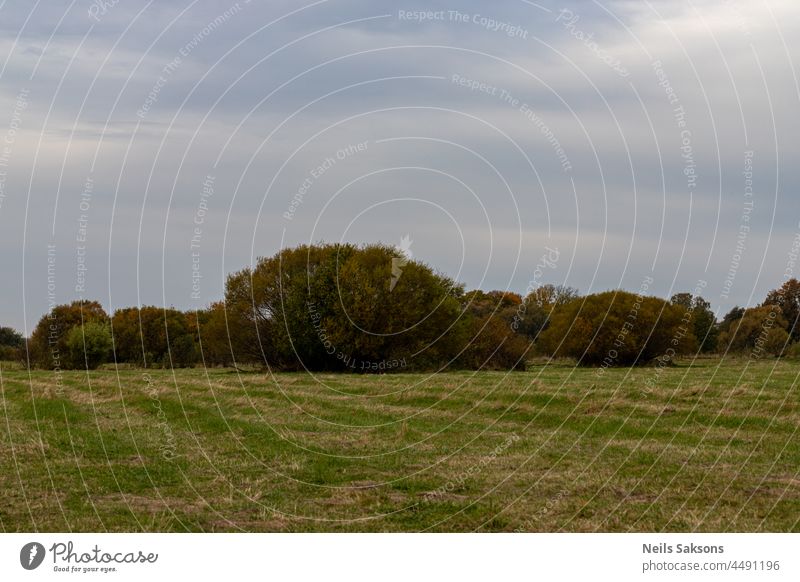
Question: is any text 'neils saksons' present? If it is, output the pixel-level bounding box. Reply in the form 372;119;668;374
643;543;724;554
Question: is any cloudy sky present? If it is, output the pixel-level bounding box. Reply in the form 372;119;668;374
0;0;798;331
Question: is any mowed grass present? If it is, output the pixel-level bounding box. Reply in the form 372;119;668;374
0;358;798;532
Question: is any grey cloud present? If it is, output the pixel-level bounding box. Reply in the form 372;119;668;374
0;0;798;330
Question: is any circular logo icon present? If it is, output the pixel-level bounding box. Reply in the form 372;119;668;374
20;542;46;570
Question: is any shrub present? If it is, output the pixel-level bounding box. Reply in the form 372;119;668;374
111;306;197;367
0;326;23;362
28;301;108;369
194;302;234;367
537;291;696;366
717;305;788;356
784;342;800;359
66;322;112;369
459;313;531;370
763;327;790;357
0;326;23;349
224;243;470;371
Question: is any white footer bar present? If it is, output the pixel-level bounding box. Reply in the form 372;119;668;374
1;533;796;581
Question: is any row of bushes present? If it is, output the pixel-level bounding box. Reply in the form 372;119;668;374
2;244;799;371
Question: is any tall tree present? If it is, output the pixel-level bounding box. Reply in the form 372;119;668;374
526;284;579;308
719;306;745;334
763;278;800;341
669;293;718;353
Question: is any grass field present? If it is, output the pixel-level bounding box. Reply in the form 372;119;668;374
0;358;798;532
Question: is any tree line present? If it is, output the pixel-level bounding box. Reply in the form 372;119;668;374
2;243;800;371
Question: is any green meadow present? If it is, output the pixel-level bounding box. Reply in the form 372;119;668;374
1;358;797;532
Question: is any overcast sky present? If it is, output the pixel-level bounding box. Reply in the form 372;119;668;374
0;0;798;331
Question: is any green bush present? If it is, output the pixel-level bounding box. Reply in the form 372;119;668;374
224;243;470;371
66;322;112;369
28;300;108;369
